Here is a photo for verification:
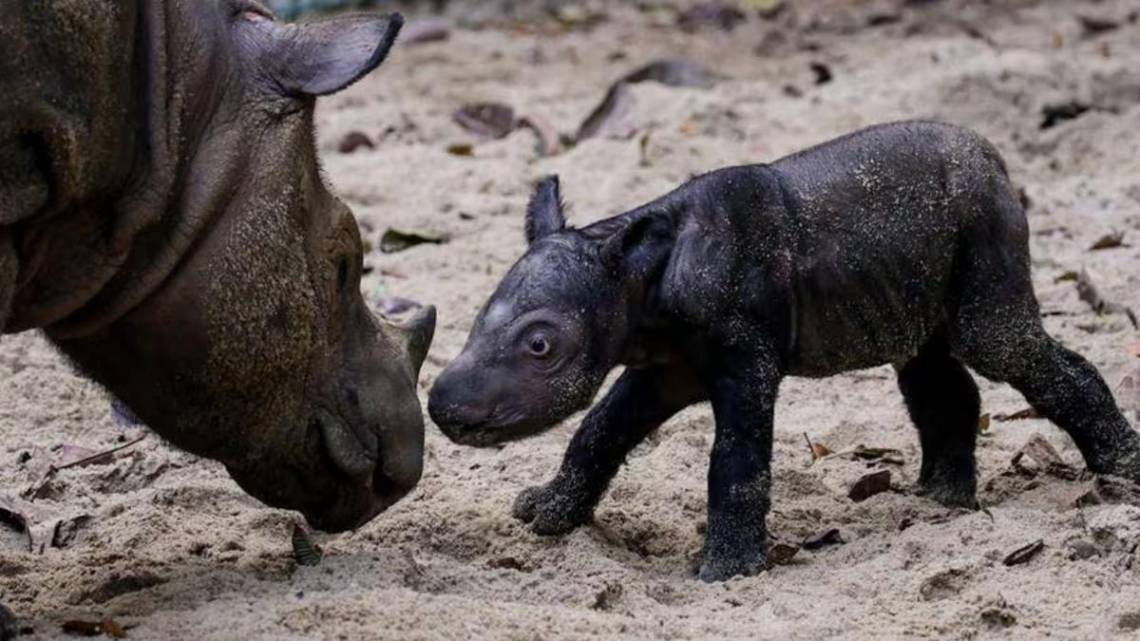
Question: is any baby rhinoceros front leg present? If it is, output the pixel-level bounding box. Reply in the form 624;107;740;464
698;352;780;582
513;364;706;536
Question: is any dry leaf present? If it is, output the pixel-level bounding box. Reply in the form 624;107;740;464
1002;539;1044;566
379;228;449;254
850;446;904;465
61;617;127;638
802;528;844;550
337;131;374;154
292;524;322;566
1078;15;1120;36
576;59;719;142
803;433;831;462
446;143;474;157
1076;268;1138;328
1012;435;1063;468
1088;231;1125;250
1010;435;1083;480
576;81;638;142
848;470;892;502
978;413;992;434
453;103;516;140
767;542;800;566
994;407;1039;422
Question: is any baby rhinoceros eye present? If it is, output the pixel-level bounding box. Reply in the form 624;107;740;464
527;334;552;358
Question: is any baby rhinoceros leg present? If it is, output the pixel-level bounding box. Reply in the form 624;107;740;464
897;332;980;507
698;351;781;583
949;193;1140;481
958;323;1140;480
514;363;704;535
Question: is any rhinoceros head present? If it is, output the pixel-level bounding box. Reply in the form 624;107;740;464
33;2;434;532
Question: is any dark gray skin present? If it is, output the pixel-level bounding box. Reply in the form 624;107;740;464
430;120;1140;582
1;3;434;536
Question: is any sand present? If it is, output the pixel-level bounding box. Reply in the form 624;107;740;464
3;0;1140;639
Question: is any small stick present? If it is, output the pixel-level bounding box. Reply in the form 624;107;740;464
28;435;146;501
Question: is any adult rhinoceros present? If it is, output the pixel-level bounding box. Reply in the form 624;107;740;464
0;0;434;540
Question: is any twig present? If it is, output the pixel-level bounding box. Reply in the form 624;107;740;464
27;435;146;501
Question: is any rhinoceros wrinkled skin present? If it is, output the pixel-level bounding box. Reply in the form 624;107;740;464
0;0;435;546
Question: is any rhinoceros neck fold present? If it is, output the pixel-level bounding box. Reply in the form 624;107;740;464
12;1;237;340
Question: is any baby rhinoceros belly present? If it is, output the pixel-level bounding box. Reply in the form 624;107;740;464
788;230;956;376
776;122;997;376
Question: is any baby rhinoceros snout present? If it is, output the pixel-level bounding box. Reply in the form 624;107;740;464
428;361;499;446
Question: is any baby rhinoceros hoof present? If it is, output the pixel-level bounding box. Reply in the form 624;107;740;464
698;549;767;583
512;483;593;535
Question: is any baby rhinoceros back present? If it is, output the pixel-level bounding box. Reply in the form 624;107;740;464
761;121;1028;375
431;120;1140;583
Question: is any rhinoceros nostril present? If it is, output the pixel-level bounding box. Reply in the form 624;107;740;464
313;409;375;483
343;387;360;410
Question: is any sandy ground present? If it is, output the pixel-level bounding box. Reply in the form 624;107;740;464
4;0;1140;639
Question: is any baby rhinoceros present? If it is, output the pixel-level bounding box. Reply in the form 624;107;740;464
429;121;1140;582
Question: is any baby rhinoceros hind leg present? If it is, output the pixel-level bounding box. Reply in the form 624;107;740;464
897;331;980;507
948;189;1140;482
955;322;1140;482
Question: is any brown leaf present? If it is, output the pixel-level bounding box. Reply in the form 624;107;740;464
848;470;892;502
1012;435;1063;468
337;131;374;154
977;413;992;435
445;143;474;157
101;618;128;639
802;528;844;550
1089;231;1125;251
1002;539;1044;566
453;103;516;140
1076;269;1138;328
291;524;322;567
576;59;719;143
0;495;59;552
576;82;638;142
1010;435;1083;480
1078;15;1120;36
993;407;1039;422
802;433;831;462
850;446;904;465
622;59;719;89
379;228;449;254
61;618;127;638
62;620;104;637
767;542;801;565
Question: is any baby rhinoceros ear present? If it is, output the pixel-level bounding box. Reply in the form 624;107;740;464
525;175;566;244
601;212;674;277
239;10;405;97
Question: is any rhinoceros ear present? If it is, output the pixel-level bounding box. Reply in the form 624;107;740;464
525;175;566;244
241;10;404;97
